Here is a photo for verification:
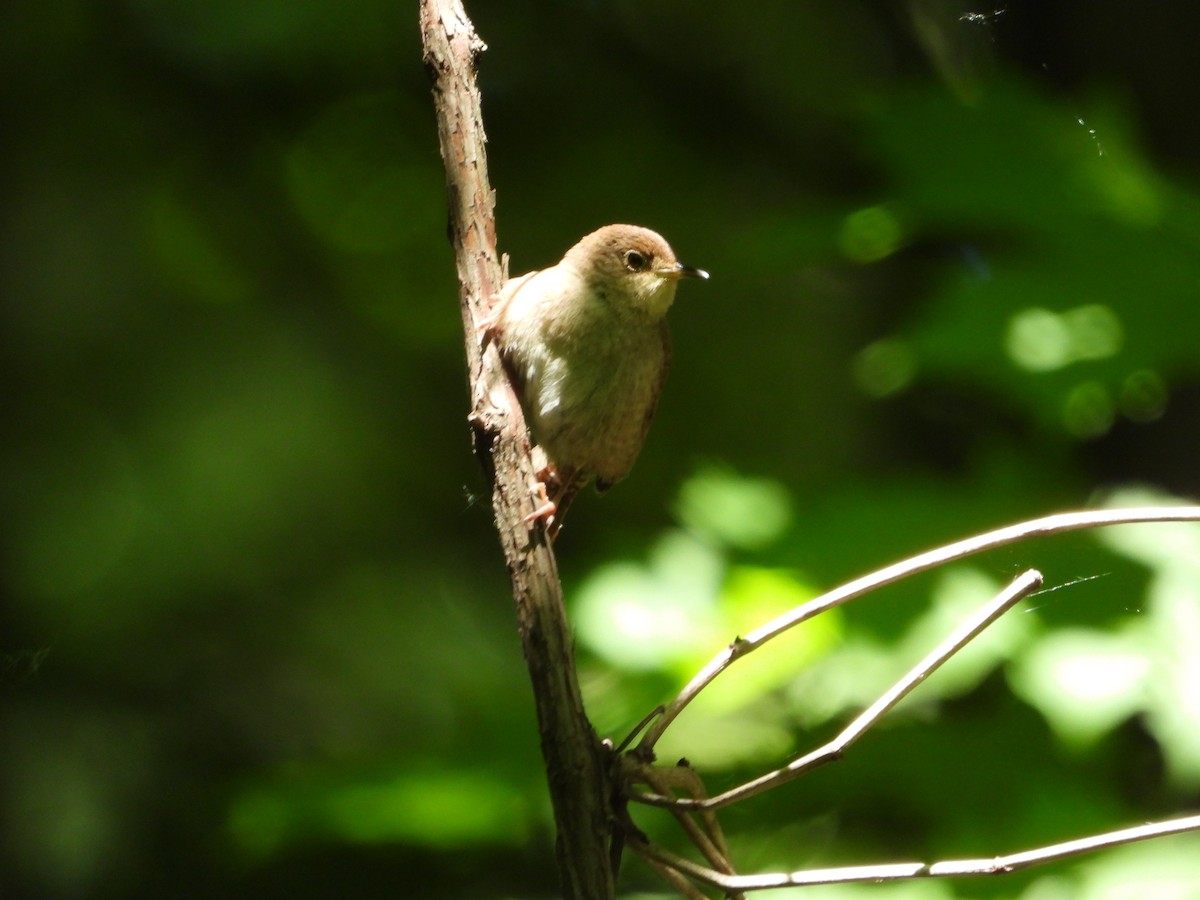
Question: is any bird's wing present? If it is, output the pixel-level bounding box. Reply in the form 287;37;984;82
595;323;671;494
486;269;540;335
641;320;672;437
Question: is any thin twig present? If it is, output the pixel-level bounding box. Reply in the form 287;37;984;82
628;813;1200;892
631;838;928;892
637;764;741;880
631;569;1042;811
928;813;1200;875
629;846;711;900
636;506;1200;754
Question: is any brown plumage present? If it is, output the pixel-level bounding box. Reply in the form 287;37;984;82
486;225;707;538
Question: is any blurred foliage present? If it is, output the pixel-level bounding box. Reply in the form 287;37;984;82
3;1;1200;898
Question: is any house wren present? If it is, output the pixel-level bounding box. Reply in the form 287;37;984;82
485;224;708;537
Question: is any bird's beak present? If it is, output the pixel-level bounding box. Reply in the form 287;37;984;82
659;262;710;281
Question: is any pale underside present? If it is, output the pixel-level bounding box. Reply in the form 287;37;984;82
493;264;671;492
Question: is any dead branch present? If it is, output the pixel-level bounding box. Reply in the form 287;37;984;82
628;812;1200;892
621;556;1200;893
419;1;613;896
629;569;1043;811
636;505;1200;755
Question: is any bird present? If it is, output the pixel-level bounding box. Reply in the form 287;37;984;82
483;224;708;539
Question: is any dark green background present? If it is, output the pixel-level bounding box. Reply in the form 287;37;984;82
3;2;1199;897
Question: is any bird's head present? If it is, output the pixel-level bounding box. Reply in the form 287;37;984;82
564;224;708;320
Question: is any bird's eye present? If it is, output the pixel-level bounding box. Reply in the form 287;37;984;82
623;249;649;272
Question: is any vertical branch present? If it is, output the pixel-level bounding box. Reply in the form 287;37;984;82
418;2;614;898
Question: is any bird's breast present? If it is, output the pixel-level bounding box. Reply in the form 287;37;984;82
525;323;667;484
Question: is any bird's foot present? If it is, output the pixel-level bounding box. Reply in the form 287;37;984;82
522;481;557;526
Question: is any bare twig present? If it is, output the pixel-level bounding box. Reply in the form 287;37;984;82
636;763;741;880
628;813;1200;893
636;506;1200;754
622;513;1200;893
631;839;928;892
633;849;712;900
630;569;1043;811
926;813;1200;875
419;2;613;896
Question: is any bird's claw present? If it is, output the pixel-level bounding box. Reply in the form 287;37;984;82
523;481;557;526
